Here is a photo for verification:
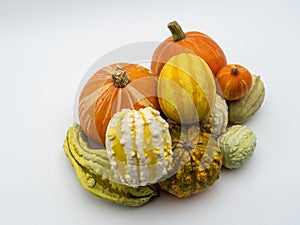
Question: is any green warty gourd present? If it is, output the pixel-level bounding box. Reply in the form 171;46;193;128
217;125;256;169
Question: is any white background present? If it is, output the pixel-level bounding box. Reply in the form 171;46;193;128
1;0;300;224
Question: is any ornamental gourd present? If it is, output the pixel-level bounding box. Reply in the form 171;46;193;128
63;123;159;206
216;64;252;101
159;124;222;197
78;63;160;145
151;21;227;76
201;94;228;139
228;74;265;123
158;53;216;124
105;107;173;187
217;125;256;169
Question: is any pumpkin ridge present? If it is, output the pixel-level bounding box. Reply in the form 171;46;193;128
94;87;120;143
150;43;168;74
126;85;154;108
223;79;233;98
188;33;226;74
79;88;102;130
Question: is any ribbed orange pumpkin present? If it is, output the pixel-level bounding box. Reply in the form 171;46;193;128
151;21;227;76
216;64;252;101
78;63;160;145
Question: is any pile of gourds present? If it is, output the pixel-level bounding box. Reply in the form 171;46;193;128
63;21;265;206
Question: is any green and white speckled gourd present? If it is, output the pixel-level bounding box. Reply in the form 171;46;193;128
217;125;256;169
106;107;173;187
201;94;228;138
228;74;265;123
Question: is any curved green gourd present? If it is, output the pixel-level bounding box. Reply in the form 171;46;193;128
63;123;159;206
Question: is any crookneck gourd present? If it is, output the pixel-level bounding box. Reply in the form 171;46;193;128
159;123;222;198
63;123;159;206
105;107;173;187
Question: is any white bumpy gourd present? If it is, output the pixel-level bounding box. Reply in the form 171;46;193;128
106;107;173;187
201;94;228;139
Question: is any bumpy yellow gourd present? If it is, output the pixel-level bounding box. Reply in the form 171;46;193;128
158;53;216;124
159;124;222;197
106;107;173;187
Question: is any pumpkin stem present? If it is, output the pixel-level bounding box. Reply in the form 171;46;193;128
168;21;186;42
112;67;130;88
232;66;239;75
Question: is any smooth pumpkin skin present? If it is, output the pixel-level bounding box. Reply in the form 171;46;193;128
158;53;216;124
216;64;252;101
151;21;227;76
78;63;160;145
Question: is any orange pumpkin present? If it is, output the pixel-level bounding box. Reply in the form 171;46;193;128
78;63;160;145
216;64;252;101
151;21;227;76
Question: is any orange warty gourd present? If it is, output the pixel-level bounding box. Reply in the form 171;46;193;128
216;64;252;101
78;63;160;145
151;21;227;76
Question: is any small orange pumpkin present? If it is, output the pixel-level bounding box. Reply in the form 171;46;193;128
151;21;227;76
216;64;252;101
78;63;160;145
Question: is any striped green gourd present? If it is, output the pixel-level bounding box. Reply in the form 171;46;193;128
106;107;173;187
217;125;256;169
228;75;265;123
63;123;159;206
